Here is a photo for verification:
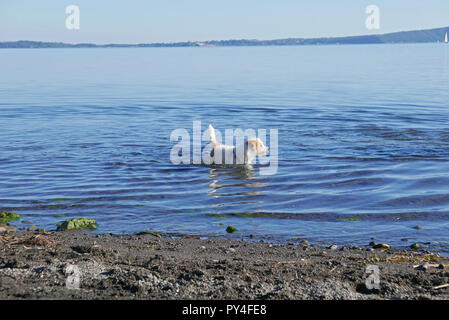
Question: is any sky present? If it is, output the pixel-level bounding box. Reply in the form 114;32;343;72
1;0;449;44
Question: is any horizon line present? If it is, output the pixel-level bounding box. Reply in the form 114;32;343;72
1;25;448;47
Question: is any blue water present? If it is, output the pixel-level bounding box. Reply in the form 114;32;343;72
1;44;449;252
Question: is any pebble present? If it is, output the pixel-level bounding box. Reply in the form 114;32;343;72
0;225;16;232
373;243;391;250
328;245;338;250
192;269;205;277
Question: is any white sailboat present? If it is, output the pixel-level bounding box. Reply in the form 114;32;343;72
446;32;448;43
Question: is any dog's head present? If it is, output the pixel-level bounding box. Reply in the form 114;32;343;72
246;138;269;157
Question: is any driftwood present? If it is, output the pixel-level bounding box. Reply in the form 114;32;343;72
432;284;449;290
413;263;449;270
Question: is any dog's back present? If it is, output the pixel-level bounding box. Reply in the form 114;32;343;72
208;125;236;164
208;124;268;165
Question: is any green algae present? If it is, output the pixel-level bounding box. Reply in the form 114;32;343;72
234;213;271;218
226;225;238;233
340;217;361;222
57;218;97;231
137;230;162;238
0;212;21;223
51;198;73;203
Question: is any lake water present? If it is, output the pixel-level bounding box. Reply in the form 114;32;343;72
1;44;449;252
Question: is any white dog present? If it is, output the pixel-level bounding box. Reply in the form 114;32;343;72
208;124;268;165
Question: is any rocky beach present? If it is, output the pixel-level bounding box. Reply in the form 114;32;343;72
1;226;448;300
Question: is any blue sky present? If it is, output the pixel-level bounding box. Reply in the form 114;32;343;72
1;0;449;43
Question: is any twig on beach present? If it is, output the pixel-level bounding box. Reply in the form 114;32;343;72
413;262;449;271
413;263;440;269
432;284;449;290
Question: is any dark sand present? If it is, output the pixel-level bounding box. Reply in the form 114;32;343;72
0;228;448;300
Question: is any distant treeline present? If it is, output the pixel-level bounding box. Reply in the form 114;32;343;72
1;26;448;48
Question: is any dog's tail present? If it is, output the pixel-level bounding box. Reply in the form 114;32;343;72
208;124;219;147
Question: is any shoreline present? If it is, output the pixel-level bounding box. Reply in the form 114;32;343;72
1;228;449;299
1;25;448;48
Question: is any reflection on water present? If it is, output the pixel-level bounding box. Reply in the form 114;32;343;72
1;44;449;253
207;166;267;200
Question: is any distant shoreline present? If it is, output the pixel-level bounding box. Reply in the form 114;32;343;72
1;25;448;49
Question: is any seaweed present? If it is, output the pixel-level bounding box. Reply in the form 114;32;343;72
0;212;21;223
226;225;238;233
57;218;97;231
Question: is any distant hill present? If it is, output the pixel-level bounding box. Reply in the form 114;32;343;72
1;26;448;48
